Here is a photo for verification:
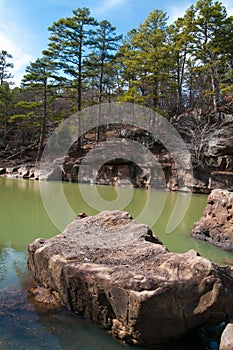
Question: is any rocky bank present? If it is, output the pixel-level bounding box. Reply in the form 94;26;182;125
1;113;233;193
192;189;233;251
28;210;233;346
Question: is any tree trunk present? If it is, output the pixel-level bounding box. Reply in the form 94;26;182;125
210;62;220;114
77;34;83;149
96;59;104;143
36;81;47;162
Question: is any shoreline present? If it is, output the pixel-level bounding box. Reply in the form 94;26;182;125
1;161;233;194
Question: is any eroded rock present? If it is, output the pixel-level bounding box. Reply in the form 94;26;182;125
208;122;233;156
28;210;233;345
192;189;233;251
28;284;62;312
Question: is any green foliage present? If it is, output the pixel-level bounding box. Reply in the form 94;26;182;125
15;101;42;109
43;7;97;112
118;10;169;109
9;113;35;123
1;1;233;156
86;20;122;103
0;82;14;134
0;50;14;85
118;86;145;104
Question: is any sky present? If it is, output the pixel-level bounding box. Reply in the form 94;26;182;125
0;0;233;86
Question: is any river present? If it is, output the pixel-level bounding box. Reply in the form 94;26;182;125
1;177;233;349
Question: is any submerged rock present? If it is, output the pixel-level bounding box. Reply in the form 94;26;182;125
28;210;233;346
192;189;233;251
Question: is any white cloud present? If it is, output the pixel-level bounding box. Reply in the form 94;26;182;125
166;2;193;24
222;0;233;16
167;0;233;24
0;0;33;86
94;0;128;15
0;33;33;86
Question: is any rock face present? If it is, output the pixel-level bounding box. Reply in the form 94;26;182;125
208;122;233;156
192;190;233;251
28;210;233;345
220;323;233;350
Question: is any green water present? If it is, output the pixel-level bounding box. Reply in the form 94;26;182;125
1;177;233;350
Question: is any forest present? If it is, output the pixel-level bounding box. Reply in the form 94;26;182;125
0;0;233;163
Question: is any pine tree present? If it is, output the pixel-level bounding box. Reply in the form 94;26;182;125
216;14;233;107
88;20;122;104
191;0;228;113
0;50;14;146
0;50;14;86
21;57;58;161
167;7;196;115
0;82;14;146
86;20;122;142
118;10;169;111
43;7;97;148
43;7;97;112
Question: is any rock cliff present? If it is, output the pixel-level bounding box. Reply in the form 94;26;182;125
28;210;233;345
1;115;233;192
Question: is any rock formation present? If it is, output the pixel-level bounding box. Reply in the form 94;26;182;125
208;121;233;157
1;114;233;193
192;189;233;251
28;210;233;346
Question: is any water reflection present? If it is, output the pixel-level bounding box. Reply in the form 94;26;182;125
0;177;233;349
0;269;205;350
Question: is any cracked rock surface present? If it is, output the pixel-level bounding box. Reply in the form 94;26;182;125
28;210;233;345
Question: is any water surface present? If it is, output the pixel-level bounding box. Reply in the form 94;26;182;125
1;177;233;349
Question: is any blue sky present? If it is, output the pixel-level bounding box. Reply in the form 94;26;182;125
0;0;232;86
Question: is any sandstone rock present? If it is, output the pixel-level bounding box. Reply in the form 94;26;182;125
36;165;63;181
0;164;36;179
192;189;233;251
220;323;233;350
17;165;30;178
0;167;6;175
28;284;62;312
6;166;19;175
208;122;233;156
29;167;35;178
209;171;233;191
28;210;233;345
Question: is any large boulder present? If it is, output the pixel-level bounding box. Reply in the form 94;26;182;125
192;189;233;251
28;210;233;346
